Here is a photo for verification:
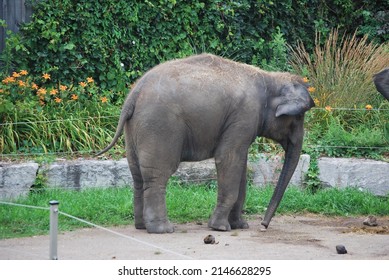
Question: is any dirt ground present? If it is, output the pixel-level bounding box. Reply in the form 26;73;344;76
1;214;389;260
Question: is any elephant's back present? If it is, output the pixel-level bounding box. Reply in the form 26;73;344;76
133;53;262;104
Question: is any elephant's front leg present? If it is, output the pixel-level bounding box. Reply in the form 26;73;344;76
228;163;249;229
209;150;249;231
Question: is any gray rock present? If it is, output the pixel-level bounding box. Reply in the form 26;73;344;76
250;154;310;187
336;245;347;254
175;159;217;183
0;162;39;199
318;157;389;196
363;216;378;227
2;155;389;199
41;159;133;189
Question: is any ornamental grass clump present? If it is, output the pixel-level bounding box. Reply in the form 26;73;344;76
290;29;389;159
289;28;389;108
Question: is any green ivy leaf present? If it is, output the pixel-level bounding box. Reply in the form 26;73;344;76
63;43;76;50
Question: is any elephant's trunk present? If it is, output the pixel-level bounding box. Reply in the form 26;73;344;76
261;137;303;229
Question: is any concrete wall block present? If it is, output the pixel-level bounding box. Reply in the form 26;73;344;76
2;155;389;199
250;154;310;187
42;159;133;190
0;162;39;199
175;159;217;183
318;157;389;196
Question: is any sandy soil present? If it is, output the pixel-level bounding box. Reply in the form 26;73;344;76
1;214;388;260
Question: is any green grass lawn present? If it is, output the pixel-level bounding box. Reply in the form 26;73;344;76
1;181;388;239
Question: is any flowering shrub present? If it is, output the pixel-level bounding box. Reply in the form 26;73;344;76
0;70;115;115
0;70;123;155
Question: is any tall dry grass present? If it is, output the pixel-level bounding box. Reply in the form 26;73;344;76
289;29;389;108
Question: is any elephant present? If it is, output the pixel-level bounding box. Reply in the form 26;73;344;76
97;53;315;233
373;68;389;101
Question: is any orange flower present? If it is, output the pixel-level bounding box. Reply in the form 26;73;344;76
54;97;62;103
71;94;78;100
2;77;15;84
42;73;51;80
37;88;47;96
308;86;316;93
87;77;94;83
101;97;108;103
12;72;21;78
325;106;332;112
0;89;4;93
19;70;28;76
50;89;58;95
302;77;309;83
79;81;87;87
31;83;39;90
59;85;68;91
314;98;320;106
18;80;26;87
365;104;373;110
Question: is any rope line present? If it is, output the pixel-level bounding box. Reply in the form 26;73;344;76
1;143;388;158
0;200;193;259
0;201;50;211
310;107;389;111
0;116;118;126
58;211;193;259
0;106;388;127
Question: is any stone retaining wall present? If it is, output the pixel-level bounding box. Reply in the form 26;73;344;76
1;155;389;199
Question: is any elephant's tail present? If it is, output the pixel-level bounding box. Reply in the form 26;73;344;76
95;93;136;157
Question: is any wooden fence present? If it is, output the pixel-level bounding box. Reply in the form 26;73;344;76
0;0;34;53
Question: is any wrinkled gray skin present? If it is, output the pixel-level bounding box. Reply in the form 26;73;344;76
374;68;389;101
97;54;315;233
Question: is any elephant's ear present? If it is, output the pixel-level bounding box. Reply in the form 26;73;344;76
275;84;315;117
373;68;389;101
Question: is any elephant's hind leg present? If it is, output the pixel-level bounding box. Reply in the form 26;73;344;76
125;143;146;229
140;164;175;233
136;138;182;234
129;161;146;230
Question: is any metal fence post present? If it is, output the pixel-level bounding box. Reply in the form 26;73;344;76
49;200;59;260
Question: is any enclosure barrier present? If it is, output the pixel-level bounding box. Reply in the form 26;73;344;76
0;108;388;159
49;200;59;260
0;200;192;260
1;108;388;258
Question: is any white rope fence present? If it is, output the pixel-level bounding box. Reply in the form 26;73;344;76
1;143;388;159
0;200;192;260
0;106;388;127
0;109;387;158
0;115;118;126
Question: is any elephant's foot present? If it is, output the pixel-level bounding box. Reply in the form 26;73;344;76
135;222;146;230
145;220;175;234
229;218;249;230
208;218;231;231
260;221;268;232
